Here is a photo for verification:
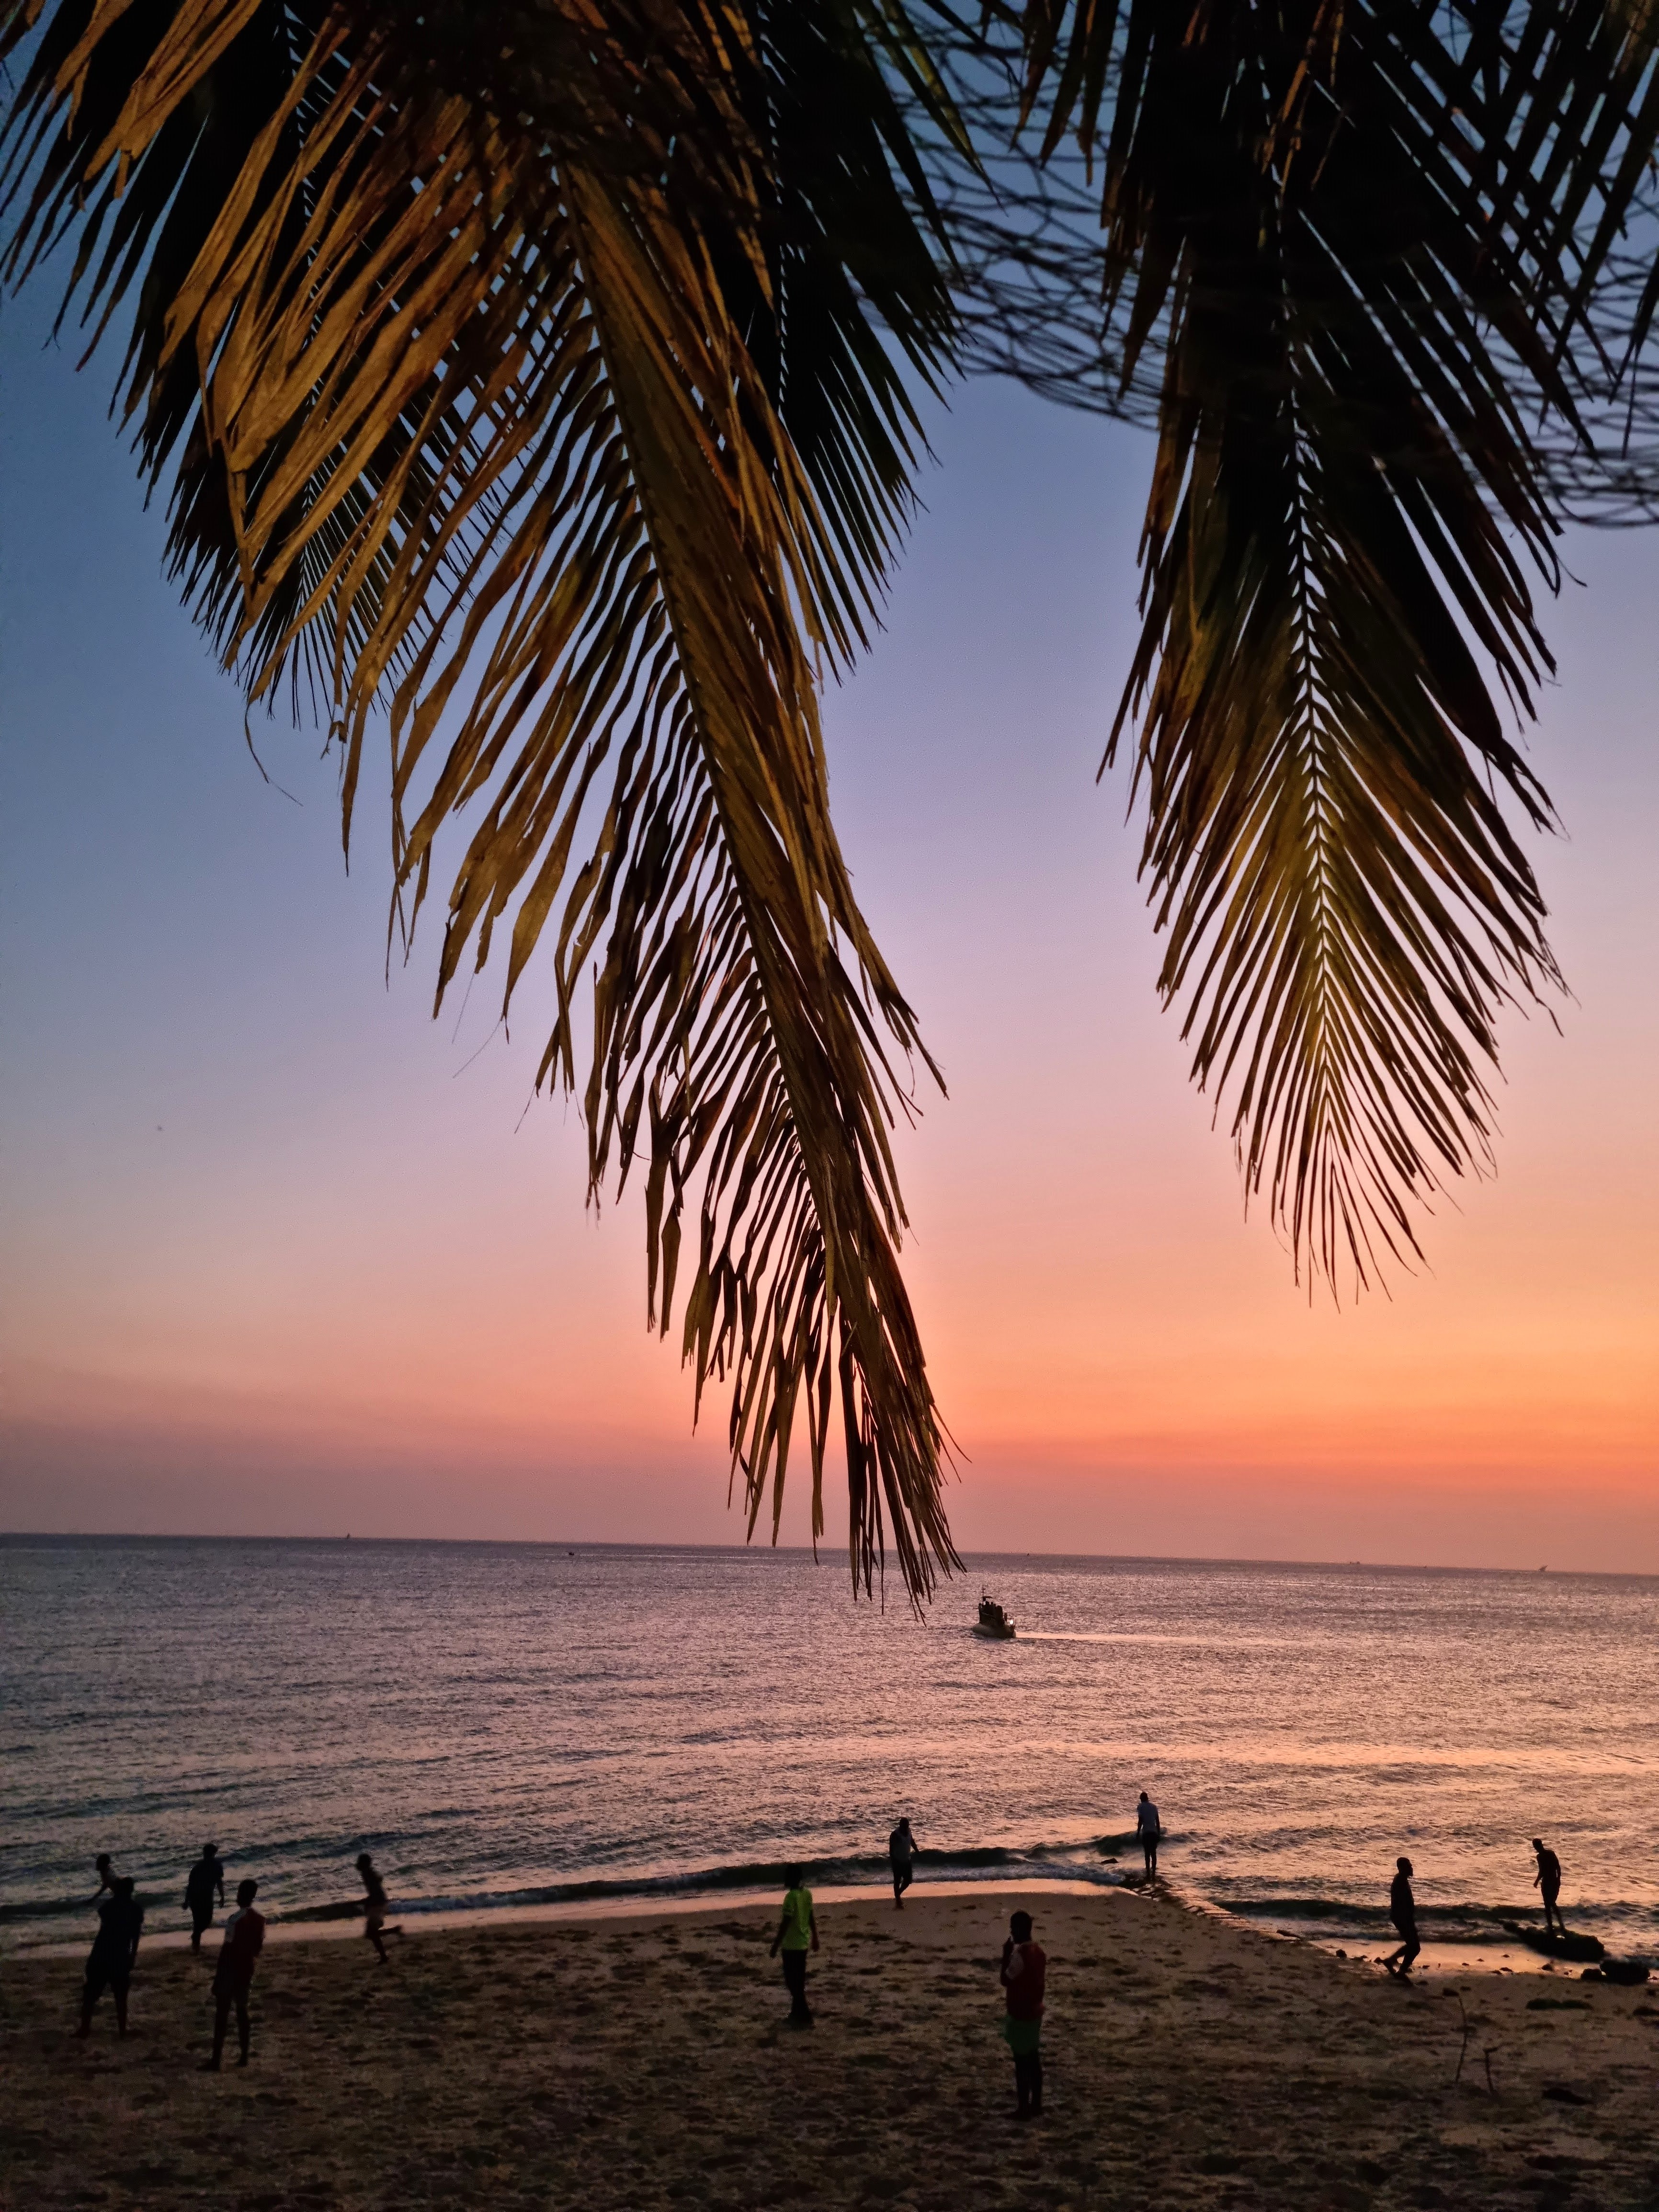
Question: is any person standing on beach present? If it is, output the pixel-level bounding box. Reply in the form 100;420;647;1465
1136;1791;1162;1881
184;1843;226;1952
1000;1910;1046;2121
1382;1857;1421;1979
77;1876;144;2037
355;1853;401;1963
1532;1839;1565;1938
769;1868;818;2025
207;1879;266;2070
889;1818;917;1909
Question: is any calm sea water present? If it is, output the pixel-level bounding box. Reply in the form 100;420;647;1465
3;1538;1656;1958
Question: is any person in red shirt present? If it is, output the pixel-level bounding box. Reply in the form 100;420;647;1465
999;1910;1047;2121
208;1879;266;2070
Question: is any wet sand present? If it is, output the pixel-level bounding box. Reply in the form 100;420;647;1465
4;1888;1656;2211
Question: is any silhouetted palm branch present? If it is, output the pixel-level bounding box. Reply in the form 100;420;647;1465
939;0;1659;1287
0;0;963;1599
5;0;1659;1585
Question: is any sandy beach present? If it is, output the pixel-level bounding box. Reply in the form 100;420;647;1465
4;1887;1655;2211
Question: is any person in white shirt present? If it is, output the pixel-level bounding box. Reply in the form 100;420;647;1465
888;1818;916;1908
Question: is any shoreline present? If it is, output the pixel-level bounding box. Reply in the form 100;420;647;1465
10;1873;1611;1981
7;1886;1657;2212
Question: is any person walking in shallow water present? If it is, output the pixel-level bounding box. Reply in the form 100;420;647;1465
1382;1857;1421;1979
1136;1791;1162;1881
769;1868;818;2025
889;1818;916;1908
1532;1838;1566;1939
184;1842;225;1952
78;1877;144;2037
355;1854;401;1962
208;1880;266;2070
1000;1910;1046;2120
89;1853;117;1903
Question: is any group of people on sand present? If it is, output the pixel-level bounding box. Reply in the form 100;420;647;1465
894;1800;1566;1997
1382;1837;1566;1980
77;1846;401;2068
789;1788;1164;2121
76;1813;1570;2120
81;1849;264;2069
873;1810;1572;2117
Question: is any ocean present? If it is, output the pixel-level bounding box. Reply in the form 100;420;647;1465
4;1538;1656;1963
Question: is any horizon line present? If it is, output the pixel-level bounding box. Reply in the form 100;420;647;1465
0;1530;1646;1580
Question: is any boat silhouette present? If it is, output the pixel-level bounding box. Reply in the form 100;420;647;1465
973;1593;1016;1641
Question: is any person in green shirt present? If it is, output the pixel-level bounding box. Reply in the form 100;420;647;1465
768;1868;818;2026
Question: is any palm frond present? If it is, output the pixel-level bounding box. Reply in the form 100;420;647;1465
0;0;962;1597
982;0;1659;1288
12;0;1659;1512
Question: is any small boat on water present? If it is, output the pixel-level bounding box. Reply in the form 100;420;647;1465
973;1593;1016;1641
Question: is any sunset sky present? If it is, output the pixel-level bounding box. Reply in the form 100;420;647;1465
3;285;1655;1572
